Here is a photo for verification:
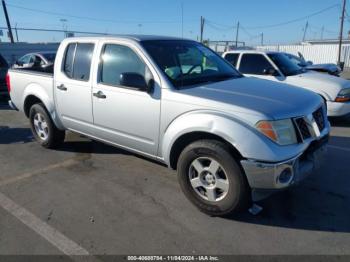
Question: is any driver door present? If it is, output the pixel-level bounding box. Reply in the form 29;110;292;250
92;42;161;156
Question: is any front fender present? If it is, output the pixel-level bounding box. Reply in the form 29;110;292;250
23;84;65;130
161;110;309;165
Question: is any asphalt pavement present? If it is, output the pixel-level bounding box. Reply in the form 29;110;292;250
0;96;349;256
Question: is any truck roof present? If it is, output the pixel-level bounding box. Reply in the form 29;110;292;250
223;50;280;55
63;35;189;42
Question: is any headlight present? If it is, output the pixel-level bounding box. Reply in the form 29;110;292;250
335;88;350;102
256;119;298;146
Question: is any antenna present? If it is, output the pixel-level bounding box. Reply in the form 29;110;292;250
181;2;184;39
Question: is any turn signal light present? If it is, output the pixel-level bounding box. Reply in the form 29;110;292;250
335;97;350;102
256;121;278;141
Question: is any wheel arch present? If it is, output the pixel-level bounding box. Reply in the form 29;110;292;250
22;87;65;130
169;131;243;170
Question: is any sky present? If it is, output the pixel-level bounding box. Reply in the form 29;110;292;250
0;0;347;45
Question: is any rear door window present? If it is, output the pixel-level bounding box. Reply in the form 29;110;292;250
224;53;239;67
63;44;76;78
72;43;94;81
63;43;94;81
239;54;273;75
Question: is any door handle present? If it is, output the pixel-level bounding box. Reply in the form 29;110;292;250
93;91;107;99
57;84;67;91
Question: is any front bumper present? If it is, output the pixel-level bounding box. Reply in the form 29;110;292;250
327;101;350;117
241;135;329;191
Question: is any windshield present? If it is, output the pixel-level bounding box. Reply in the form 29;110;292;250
141;40;242;88
268;53;304;76
41;53;56;63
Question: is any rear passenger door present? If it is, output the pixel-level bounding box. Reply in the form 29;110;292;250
55;41;96;133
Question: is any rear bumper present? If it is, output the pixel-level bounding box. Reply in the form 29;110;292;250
327;101;350;117
241;135;329;191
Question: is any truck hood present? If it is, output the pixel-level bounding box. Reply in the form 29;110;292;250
177;77;322;121
285;70;349;100
306;63;340;73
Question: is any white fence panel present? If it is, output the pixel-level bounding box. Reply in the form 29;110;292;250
256;44;350;68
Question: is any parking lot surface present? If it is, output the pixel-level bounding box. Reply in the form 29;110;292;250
0;97;350;256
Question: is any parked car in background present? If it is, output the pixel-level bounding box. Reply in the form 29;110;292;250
13;52;56;72
285;52;341;77
7;36;330;216
223;50;350;117
0;54;9;97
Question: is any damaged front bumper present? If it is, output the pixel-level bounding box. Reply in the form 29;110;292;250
241;135;329;200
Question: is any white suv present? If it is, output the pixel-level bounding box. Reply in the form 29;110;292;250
223;50;350;117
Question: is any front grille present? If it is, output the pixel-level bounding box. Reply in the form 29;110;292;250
294;118;311;140
313;107;325;131
294;106;326;142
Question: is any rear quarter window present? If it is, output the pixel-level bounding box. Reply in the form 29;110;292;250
224;53;239;67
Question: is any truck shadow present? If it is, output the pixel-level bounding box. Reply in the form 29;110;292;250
0;99;10;110
56;140;130;155
0;126;33;144
231;136;350;233
329;116;350;127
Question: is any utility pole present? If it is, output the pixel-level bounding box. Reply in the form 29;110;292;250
14;23;18;42
200;16;205;43
1;0;14;43
261;32;264;46
338;0;346;65
320;26;324;40
302;21;309;42
235;21;240;47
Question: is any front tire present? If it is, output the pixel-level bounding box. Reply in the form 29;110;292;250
177;139;250;217
29;103;65;149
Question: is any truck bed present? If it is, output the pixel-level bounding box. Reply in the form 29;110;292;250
8;67;54;113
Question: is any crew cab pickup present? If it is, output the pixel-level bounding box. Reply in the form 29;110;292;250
223;50;350;117
7;36;330;216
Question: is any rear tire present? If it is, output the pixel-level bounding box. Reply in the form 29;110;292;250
29;103;65;149
177;139;250;217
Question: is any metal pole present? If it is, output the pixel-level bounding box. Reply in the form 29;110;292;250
15;22;18;42
302;21;309;42
235;21;240;47
261;33;264;46
200;16;204;43
338;0;346;65
321;26;324;40
1;0;14;43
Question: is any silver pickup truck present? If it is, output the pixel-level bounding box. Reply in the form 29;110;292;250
7;36;330;216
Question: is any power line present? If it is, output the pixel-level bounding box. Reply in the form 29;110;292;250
0;26;112;36
245;4;340;29
203;4;339;30
6;3;196;24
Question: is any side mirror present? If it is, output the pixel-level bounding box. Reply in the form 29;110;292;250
263;68;278;76
120;72;154;94
15;61;23;66
306;61;313;66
